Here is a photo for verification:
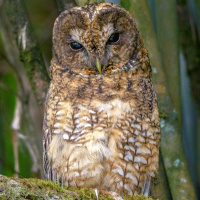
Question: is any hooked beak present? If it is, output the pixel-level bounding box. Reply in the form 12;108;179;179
96;58;102;74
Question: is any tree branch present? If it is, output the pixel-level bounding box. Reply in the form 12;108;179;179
0;175;155;200
0;0;49;104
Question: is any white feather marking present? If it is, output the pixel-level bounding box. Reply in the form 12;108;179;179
76;123;83;128
143;124;149;130
83;116;90;121
117;123;122;127
137;148;142;154
81;130;87;134
63;134;69;140
54;129;61;134
89;110;96;114
101;124;107;127
145;118;150;122
56;116;62;120
112;165;124;176
155;128;159;133
126;173;138;185
136;124;141;130
151;115;155;121
138;136;145;142
124;145;129;150
145;148;151;154
70;135;78;140
128;137;135;142
125;151;133;161
74;128;82;134
76;143;83;146
97;127;103;131
117;181;123;188
54;123;60;128
69;172;79;177
149;172;155;177
64;126;72;133
74;113;80;118
77;73;90;78
122;126;128;130
147;131;153;137
56;110;65;116
124;184;131;191
149;140;156;145
81;169;88;175
135;164;139;170
134;130;140;135
123;130;130;135
137;147;151;154
84;124;92;128
134;156;147;164
141;132;146;136
135;142;141;147
129;146;135;152
77;105;87;110
75;119;79;124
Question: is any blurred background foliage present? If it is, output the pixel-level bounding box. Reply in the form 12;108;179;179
0;0;200;199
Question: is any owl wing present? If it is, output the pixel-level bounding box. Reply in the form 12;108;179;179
43;115;53;180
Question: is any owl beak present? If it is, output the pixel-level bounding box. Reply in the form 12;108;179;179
96;58;102;74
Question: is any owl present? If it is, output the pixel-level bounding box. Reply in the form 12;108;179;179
43;2;160;199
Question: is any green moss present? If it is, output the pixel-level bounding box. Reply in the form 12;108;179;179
0;175;157;200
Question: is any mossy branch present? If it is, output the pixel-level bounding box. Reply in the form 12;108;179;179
0;175;156;200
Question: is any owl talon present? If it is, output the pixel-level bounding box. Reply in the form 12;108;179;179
94;188;99;200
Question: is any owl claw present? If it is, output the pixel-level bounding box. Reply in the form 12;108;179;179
94;188;99;200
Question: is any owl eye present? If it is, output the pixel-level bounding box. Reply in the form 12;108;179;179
70;42;83;51
107;33;120;44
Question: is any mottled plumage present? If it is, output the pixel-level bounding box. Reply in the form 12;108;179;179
43;2;160;198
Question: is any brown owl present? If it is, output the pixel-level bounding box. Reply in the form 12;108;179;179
43;2;160;199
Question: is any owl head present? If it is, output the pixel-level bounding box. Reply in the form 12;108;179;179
51;2;147;77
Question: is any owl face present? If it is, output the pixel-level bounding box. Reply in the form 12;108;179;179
52;3;142;76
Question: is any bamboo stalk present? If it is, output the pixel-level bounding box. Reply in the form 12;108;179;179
120;0;197;199
155;0;181;123
178;0;200;197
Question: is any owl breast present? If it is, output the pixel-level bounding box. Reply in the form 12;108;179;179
44;68;160;195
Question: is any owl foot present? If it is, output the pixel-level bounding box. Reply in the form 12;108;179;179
94;188;99;200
